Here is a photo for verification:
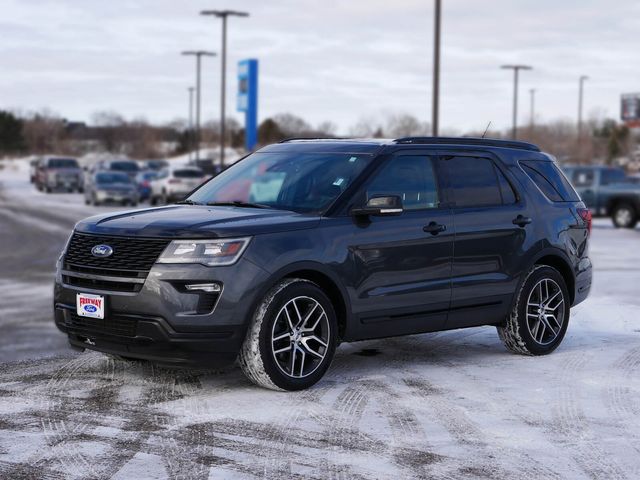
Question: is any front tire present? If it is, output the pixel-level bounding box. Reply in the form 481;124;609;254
612;202;638;229
239;279;338;391
497;265;570;356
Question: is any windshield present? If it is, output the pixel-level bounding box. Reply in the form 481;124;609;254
96;172;131;184
189;152;371;213
111;161;139;172
49;158;78;168
174;169;204;179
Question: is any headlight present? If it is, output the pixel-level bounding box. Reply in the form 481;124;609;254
156;237;251;267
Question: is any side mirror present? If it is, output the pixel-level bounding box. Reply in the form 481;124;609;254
351;195;403;217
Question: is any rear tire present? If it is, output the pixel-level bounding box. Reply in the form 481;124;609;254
239;279;338;391
612;202;638;229
497;265;570;356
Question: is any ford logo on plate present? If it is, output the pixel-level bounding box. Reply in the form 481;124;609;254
91;244;113;258
83;305;97;313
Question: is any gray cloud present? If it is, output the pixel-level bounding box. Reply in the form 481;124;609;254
0;0;638;133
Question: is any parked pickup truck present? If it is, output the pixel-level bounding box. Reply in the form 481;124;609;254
563;165;640;228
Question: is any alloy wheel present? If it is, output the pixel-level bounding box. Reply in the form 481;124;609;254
271;296;330;379
526;278;566;346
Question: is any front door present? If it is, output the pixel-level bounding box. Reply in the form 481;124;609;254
345;152;453;339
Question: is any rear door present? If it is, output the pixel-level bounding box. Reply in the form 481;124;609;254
441;153;531;328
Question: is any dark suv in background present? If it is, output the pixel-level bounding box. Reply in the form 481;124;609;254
54;137;592;391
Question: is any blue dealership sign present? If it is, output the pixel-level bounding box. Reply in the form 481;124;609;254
237;59;259;151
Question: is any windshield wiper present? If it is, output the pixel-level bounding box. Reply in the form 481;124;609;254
206;201;271;209
174;199;202;205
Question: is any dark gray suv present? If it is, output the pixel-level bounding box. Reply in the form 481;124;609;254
54;137;592;391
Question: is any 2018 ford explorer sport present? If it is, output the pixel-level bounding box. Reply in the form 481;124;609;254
54;137;592;391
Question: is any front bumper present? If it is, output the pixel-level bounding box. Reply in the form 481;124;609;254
54;305;243;367
95;190;137;203
54;257;270;367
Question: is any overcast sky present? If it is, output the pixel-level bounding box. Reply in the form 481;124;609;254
1;0;639;134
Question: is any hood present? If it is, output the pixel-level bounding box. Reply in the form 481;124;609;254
75;205;320;238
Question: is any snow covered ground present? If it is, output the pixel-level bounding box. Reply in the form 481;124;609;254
0;158;639;479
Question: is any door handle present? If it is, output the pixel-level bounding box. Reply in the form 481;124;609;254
512;215;532;227
423;222;446;235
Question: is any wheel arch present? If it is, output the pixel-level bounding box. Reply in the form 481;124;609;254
530;249;576;305
252;262;352;341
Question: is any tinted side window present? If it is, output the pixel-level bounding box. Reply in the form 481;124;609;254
366;155;439;210
446;156;502;207
601;168;627;185
520;160;580;202
496;167;517;204
572;169;594;187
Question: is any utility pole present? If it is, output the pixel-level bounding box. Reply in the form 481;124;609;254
529;88;536;129
501;64;533;139
182;51;216;162
432;0;441;137
188;86;194;161
578;75;589;139
201;9;249;170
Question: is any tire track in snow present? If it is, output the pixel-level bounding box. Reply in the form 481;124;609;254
552;352;628;480
403;377;562;480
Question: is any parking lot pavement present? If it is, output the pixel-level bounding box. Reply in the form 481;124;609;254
1;162;640;479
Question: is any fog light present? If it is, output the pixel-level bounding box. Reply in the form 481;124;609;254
185;283;221;293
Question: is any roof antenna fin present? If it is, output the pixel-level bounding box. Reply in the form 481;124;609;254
482;121;492;139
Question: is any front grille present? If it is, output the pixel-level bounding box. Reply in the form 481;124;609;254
63;232;170;293
64;233;170;272
62;274;142;293
66;311;137;337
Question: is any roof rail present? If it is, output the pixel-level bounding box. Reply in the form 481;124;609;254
392;136;540;152
279;137;348;143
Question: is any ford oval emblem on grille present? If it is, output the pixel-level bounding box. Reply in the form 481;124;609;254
91;244;113;258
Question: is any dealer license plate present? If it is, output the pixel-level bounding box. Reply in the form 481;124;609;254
76;293;105;319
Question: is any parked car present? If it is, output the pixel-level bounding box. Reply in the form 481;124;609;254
135;171;157;202
149;166;206;205
84;171;139;206
35;156;83;193
29;158;39;183
143;159;169;171
94;159;140;179
563;165;640;228
54;137;592;391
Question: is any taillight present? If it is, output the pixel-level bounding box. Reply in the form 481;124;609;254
577;208;592;234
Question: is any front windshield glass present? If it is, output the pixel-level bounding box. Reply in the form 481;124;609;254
49;158;78;168
189;152;372;213
111;161;139;172
96;172;131;184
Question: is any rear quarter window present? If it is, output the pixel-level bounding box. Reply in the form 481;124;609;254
520;160;580;202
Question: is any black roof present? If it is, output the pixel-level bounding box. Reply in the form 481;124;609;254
279;136;540;152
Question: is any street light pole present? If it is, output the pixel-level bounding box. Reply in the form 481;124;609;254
501;64;533;139
529;88;536;129
188;86;194;161
201;9;249;170
432;0;441;137
182;51;216;162
578;75;589;139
